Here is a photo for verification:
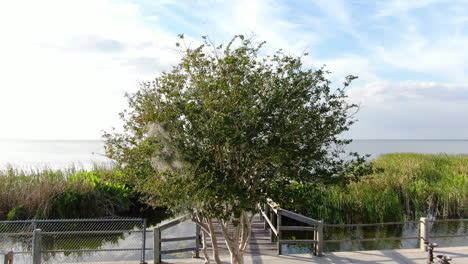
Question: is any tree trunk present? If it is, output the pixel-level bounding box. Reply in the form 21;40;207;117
202;229;210;264
219;210;253;264
207;217;222;264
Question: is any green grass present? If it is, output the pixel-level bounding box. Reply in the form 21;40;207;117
273;153;468;224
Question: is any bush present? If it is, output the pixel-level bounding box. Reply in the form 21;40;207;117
7;206;29;220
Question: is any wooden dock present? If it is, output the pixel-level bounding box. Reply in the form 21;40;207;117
203;214;277;256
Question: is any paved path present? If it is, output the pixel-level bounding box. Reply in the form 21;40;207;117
161;246;468;264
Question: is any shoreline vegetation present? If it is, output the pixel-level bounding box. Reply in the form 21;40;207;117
273;153;467;223
0;153;466;223
0;165;167;222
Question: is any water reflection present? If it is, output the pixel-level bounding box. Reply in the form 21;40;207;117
281;221;467;254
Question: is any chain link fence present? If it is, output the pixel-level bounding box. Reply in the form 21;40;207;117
1;218;147;264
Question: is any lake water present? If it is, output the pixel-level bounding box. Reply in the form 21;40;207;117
1;139;468;169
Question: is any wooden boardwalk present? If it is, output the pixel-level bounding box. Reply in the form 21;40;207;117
204;215;277;256
72;247;468;263
163;246;468;264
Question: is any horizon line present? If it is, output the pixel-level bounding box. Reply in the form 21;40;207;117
2;138;468;142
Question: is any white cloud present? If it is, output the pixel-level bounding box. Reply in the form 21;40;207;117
0;0;181;140
375;0;449;17
347;81;468;139
1;0;467;140
350;81;468;105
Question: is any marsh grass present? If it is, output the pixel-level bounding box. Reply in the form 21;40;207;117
274;153;468;224
0;164;132;220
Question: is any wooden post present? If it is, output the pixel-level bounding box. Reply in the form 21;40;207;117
193;224;201;258
264;205;269;230
313;228;317;256
420;217;428;251
32;229;41;264
316;221;324;257
4;251;13;264
153;227;161;264
270;211;276;242
277;213;282;255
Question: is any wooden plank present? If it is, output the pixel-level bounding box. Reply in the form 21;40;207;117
279;240;317;244
280;226;316;231
201;215;278;256
260;210;277;235
161;236;196;242
279;209;319;226
158;215;190;230
162;247;197;254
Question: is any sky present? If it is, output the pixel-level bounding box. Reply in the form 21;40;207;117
0;0;467;140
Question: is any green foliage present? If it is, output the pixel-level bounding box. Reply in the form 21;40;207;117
272;153;468;224
104;35;364;220
7;206;29;220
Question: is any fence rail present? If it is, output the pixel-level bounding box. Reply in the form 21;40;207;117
2;203;467;263
0;218;148;264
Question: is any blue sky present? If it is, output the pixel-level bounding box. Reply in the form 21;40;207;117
0;0;467;140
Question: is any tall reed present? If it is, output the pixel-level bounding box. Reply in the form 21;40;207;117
0;166;132;220
273;153;468;224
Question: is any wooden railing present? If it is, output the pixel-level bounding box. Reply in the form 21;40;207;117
260;200;468;256
324;218;468;251
259;198;324;256
153;214;201;264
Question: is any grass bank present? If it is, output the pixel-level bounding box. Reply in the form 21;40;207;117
0;166;162;221
272;153;468;224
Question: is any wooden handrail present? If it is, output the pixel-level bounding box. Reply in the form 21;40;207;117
157;214;190;231
153;214;200;264
260;209;278;235
279;209;320;226
261;199;323;256
266;198;281;213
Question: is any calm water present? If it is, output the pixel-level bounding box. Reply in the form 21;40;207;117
0;139;110;169
1;139;468;169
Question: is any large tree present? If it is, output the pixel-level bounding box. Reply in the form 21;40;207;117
104;35;364;264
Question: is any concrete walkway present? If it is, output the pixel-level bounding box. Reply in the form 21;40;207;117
160;246;468;264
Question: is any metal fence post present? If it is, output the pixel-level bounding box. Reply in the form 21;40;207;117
193;224;201;258
277;213;282;255
153;227;161;264
316;221;324;257
420;217;428;251
32;229;42;264
141;219;147;264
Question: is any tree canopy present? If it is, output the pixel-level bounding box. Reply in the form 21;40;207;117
103;35;365;263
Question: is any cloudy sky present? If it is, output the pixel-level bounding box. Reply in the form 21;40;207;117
1;0;467;140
